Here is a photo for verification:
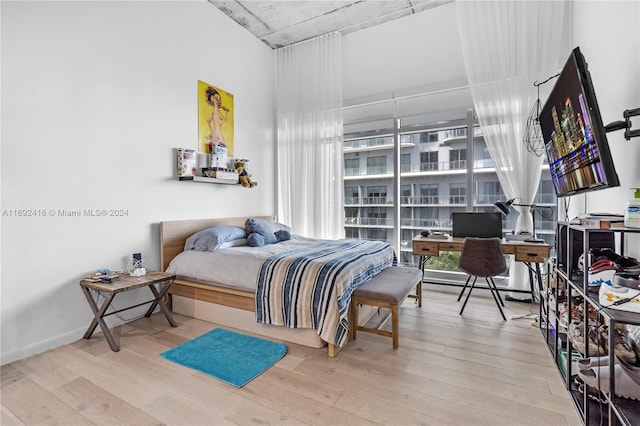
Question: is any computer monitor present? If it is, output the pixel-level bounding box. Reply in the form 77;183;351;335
452;212;503;238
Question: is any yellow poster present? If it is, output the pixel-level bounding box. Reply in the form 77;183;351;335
198;80;234;156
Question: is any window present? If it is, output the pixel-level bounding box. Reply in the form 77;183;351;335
343;89;557;277
401;153;411;172
449;149;466;170
366;186;387;205
419;184;438;204
449;183;466;205
420;151;438;171
366;156;387;175
420;131;439;143
345;186;359;205
478;181;502;205
344;157;359;177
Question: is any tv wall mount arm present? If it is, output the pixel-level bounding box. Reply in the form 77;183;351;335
605;107;640;140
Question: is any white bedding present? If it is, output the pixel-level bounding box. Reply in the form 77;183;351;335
165;235;321;291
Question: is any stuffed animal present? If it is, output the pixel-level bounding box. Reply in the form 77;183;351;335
245;218;291;247
234;160;257;188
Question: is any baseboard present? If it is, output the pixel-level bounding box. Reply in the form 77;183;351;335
1;307;152;366
1;326;87;366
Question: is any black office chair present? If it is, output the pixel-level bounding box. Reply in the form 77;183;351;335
457;237;507;321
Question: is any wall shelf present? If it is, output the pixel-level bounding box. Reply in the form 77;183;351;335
188;176;239;185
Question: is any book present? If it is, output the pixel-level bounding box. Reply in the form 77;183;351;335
177;148;196;180
208;143;228;169
580;217;624;229
201;168;238;181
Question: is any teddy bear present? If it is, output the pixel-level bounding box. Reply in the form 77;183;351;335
245;218;291;247
234;160;257;188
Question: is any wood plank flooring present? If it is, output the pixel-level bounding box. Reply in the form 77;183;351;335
1;290;581;425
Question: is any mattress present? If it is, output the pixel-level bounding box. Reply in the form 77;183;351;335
165;235;321;291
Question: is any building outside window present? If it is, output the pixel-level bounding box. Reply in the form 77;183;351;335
343;92;557;283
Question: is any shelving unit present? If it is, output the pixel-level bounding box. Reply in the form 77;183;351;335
541;223;640;425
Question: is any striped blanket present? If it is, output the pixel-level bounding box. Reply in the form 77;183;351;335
255;239;395;347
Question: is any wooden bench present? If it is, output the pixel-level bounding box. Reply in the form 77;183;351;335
350;266;423;349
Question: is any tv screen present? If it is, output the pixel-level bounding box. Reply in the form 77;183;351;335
539;47;619;197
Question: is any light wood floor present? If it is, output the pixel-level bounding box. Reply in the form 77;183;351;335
1;289;581;425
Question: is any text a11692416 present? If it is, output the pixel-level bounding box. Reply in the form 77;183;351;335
1;208;129;217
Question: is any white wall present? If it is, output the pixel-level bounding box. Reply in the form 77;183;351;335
342;2;466;102
570;1;640;256
1;0;275;364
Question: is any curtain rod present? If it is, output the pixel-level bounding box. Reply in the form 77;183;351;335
343;83;470;110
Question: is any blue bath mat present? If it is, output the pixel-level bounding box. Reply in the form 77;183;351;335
160;328;287;387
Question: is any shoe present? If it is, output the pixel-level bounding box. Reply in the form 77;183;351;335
578;355;610;370
598;326;640;365
589;249;640;274
590;248;623;263
577;363;640;400
568;321;608;357
599;283;640;313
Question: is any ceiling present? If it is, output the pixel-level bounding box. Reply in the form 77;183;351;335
208;0;454;49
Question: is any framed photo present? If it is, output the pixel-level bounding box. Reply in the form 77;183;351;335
198;80;234;156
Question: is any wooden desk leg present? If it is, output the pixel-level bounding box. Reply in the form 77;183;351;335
80;287;120;351
144;280;177;327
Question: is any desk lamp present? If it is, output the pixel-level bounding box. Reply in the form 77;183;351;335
494;198;549;244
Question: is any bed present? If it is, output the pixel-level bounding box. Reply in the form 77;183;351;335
160;216;396;357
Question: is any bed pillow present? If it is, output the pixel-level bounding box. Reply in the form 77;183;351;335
184;226;246;252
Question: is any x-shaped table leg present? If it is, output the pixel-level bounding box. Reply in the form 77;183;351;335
81;286;120;351
144;279;177;327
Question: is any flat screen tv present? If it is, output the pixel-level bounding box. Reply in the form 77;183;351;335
539;46;619;197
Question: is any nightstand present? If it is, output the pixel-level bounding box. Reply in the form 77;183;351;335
79;271;177;351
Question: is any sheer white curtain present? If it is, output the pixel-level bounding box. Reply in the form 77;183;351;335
457;1;567;297
275;33;344;239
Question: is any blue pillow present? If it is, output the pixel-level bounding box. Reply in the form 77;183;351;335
184;226;246;252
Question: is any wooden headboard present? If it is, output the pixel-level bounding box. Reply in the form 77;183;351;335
160;215;275;271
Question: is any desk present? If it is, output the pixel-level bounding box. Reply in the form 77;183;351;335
412;236;550;301
80;271;177;351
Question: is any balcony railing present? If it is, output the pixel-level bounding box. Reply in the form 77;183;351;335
345;196;391;205
400;195;440;205
473;158;495;169
398;218;453;228
344;217;392;226
401;159;467;173
344;138;393;150
348;158;501;177
475;194;505;205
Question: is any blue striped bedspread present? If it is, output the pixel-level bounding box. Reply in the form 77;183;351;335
255;239;396;347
